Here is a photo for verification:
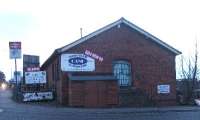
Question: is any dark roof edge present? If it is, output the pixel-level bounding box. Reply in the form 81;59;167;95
40;48;60;69
60;17;181;55
41;17;182;69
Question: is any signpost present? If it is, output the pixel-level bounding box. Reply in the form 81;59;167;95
9;42;21;83
9;42;21;100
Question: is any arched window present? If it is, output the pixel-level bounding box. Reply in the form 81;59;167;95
113;60;132;87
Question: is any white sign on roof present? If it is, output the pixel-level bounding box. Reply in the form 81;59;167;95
61;54;95;72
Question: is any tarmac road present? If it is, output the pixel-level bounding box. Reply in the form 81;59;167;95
0;89;200;120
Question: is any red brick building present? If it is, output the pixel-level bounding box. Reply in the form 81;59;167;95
41;18;181;107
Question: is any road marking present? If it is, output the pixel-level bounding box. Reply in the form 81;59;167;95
0;109;3;112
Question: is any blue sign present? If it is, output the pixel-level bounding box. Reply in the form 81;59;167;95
69;57;87;65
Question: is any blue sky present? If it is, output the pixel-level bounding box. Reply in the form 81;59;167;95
0;13;32;39
0;0;200;80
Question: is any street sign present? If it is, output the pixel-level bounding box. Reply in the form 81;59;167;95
9;42;21;59
61;54;95;71
25;71;46;84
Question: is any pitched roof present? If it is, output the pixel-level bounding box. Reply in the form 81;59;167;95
60;17;181;55
41;17;181;69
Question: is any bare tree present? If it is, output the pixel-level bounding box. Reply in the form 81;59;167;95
179;41;199;104
0;71;6;82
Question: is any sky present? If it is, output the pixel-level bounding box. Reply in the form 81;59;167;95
0;0;200;80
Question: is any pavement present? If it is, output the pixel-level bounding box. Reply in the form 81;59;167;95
2;89;200;113
0;89;200;120
19;100;200;114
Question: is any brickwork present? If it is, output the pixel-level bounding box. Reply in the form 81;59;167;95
42;22;178;107
64;23;177;106
69;80;118;107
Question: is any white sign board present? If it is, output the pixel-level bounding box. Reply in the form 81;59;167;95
157;85;170;94
61;54;95;71
25;71;46;84
9;42;21;59
23;91;53;102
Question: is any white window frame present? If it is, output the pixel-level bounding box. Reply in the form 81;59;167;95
113;60;132;87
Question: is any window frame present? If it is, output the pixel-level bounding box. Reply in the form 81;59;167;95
113;60;132;87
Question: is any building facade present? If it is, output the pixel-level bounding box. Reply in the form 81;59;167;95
41;18;181;107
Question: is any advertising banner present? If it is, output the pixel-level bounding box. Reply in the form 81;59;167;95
23;54;40;72
25;71;46;84
9;42;21;59
23;91;53;102
61;54;95;71
85;50;103;62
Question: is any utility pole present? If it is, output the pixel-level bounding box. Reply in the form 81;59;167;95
80;28;83;38
15;59;17;85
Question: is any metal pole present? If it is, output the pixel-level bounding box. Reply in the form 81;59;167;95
15;58;18;100
80;28;83;38
15;59;17;85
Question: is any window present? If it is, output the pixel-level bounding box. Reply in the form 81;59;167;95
113;60;132;87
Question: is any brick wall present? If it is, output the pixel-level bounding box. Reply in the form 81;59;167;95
43;23;178;106
69;80;118;107
63;23;177;106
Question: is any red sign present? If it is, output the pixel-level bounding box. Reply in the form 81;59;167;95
26;67;40;72
9;42;21;49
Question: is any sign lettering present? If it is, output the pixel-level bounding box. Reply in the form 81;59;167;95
85;50;103;62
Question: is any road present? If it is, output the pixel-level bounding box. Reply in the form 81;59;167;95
0;89;200;120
